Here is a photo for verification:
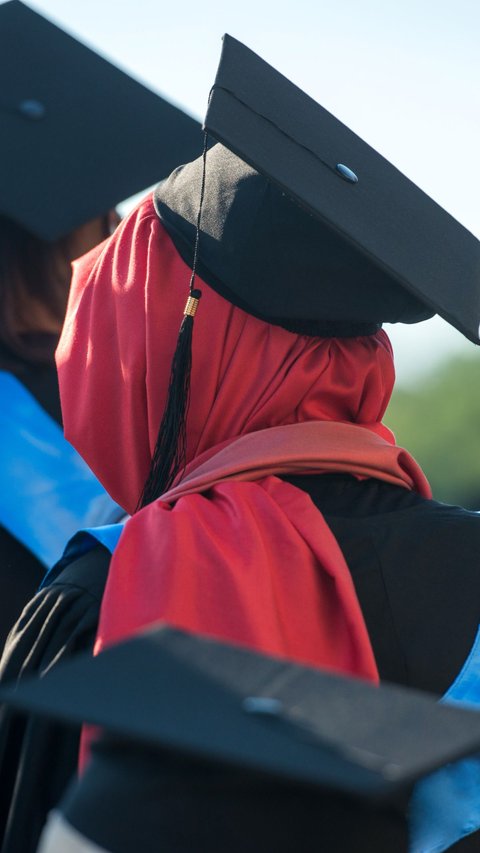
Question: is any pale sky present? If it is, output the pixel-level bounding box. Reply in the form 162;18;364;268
14;0;480;383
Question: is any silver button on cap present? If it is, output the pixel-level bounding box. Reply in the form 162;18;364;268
18;99;46;120
335;163;358;183
242;697;283;716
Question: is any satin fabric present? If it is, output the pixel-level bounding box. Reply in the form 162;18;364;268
96;474;379;676
160;421;431;504
57;197;397;516
95;422;429;680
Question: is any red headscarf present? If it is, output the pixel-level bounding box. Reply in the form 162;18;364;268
58;197;400;516
58;196;431;686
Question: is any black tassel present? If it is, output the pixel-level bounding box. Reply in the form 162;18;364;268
137;131;209;510
137;289;202;508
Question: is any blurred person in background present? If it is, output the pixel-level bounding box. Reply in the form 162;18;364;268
0;210;120;645
0;5;201;848
0;0;202;649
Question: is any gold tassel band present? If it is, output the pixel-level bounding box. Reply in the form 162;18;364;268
184;293;200;318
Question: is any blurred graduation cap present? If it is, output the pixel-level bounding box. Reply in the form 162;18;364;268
0;0;203;240
2;625;480;801
155;34;480;342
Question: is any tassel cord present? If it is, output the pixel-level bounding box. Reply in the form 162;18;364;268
137;133;209;509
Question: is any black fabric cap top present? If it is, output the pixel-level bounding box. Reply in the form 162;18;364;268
3;625;480;800
0;0;203;239
155;35;480;340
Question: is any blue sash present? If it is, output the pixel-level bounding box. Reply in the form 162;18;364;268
0;371;123;568
410;626;480;851
40;520;126;588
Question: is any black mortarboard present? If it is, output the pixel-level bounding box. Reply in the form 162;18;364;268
2;625;480;800
0;0;203;240
155;35;480;341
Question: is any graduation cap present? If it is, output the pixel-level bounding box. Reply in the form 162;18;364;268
144;34;480;504
2;625;480;800
155;34;480;342
0;0;203;240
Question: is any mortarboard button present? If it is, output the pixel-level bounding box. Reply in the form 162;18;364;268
0;0;203;239
3;625;480;800
242;696;284;716
18;99;46;120
335;164;358;183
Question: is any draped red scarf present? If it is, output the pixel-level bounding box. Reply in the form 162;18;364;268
58;196;431;692
58;198;399;516
94;422;429;680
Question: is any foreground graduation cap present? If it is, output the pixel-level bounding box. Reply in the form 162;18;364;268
155;35;480;341
0;0;203;239
3;625;480;800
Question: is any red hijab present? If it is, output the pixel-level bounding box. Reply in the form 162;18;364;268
58;196;430;685
59;197;399;516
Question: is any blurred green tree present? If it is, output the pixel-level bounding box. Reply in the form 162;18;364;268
385;356;480;510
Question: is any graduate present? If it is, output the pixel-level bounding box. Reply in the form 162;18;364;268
0;0;202;648
57;35;480;698
1;31;480;853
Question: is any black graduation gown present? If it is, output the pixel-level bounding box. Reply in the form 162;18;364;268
0;340;62;651
289;473;480;696
1;474;480;852
0;544;110;853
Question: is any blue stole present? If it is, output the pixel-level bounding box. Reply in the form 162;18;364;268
0;370;123;568
40;521;126;588
410;627;480;851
